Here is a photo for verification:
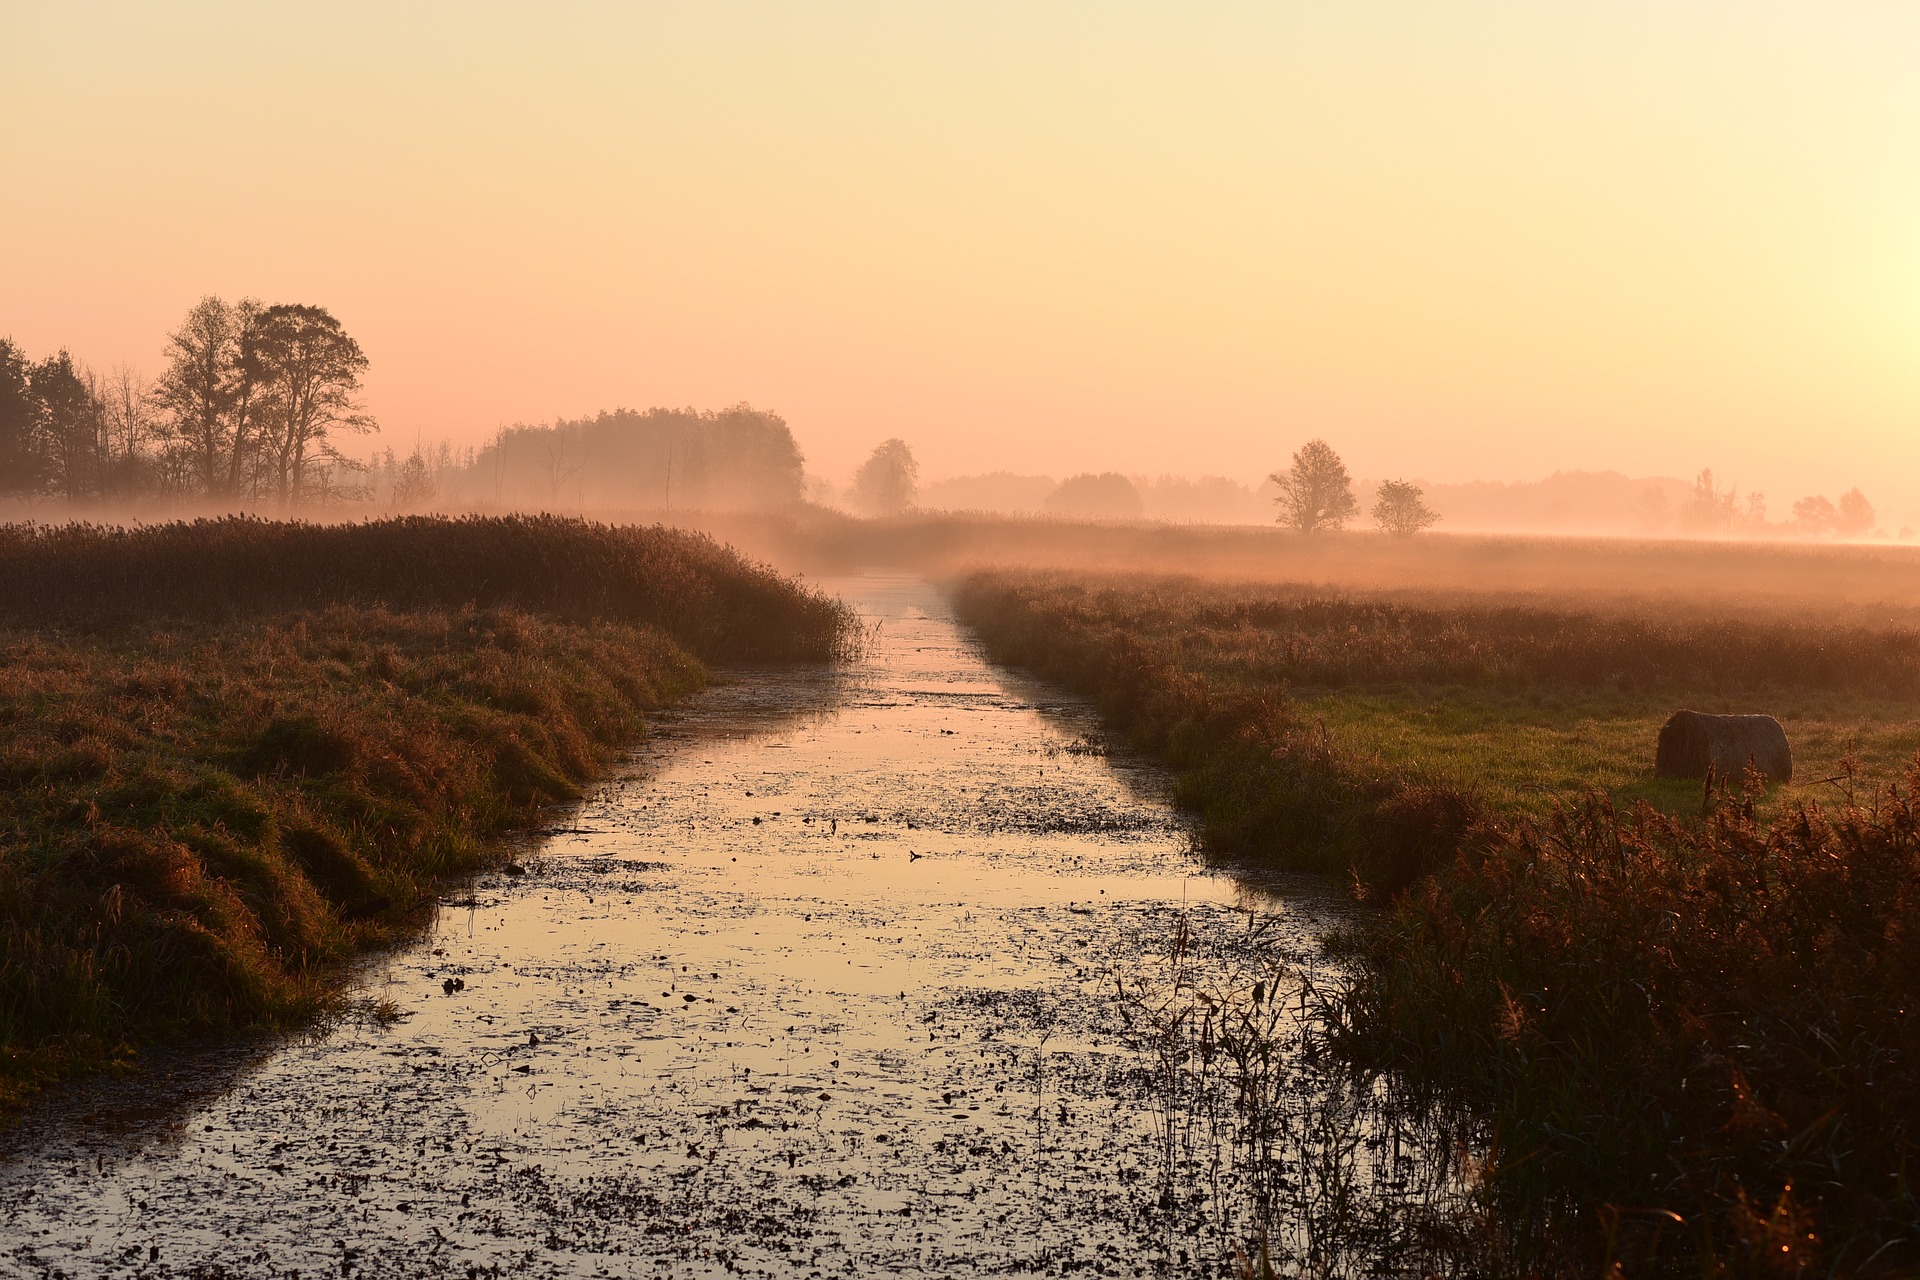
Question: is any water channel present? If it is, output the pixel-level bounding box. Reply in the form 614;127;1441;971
1;574;1456;1278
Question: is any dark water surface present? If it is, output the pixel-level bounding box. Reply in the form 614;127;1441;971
1;574;1415;1279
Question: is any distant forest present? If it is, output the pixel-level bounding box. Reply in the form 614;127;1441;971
2;298;373;507
2;303;807;514
451;407;806;511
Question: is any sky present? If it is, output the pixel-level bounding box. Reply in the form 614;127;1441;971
4;2;1919;516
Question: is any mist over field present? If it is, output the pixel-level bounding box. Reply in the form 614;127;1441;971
7;4;1920;1276
0;316;1906;543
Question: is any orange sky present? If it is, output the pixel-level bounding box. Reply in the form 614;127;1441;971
4;3;1918;519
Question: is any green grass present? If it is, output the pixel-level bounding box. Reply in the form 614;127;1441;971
951;567;1920;1276
1301;685;1920;819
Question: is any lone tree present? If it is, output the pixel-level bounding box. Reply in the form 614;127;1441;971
850;438;918;516
1372;478;1440;537
1270;439;1357;533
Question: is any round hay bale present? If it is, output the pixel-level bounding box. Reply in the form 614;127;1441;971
1654;710;1793;784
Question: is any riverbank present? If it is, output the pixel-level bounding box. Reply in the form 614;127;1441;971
952;567;1920;1275
1;575;1413;1279
0;516;857;1110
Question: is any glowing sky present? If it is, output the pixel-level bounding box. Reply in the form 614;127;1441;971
4;2;1918;514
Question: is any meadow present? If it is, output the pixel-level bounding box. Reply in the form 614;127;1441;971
0;516;857;1109
678;506;1920;627
952;563;1920;1276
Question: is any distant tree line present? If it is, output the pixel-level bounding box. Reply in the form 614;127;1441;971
459;406;807;510
1663;468;1877;538
1;298;375;506
1265;442;1884;541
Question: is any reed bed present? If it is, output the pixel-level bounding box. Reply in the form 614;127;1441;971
1338;781;1920;1276
954;568;1920;1275
0;513;856;663
0;517;857;1108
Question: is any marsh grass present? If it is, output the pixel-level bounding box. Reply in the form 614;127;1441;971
0;513;858;663
1114;909;1533;1279
1335;773;1920;1276
957;569;1920;1274
0;516;857;1109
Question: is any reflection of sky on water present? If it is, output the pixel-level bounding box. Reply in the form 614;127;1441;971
1;572;1387;1279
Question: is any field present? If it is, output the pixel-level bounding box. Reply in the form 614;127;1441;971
952;563;1920;1276
955;571;1920;822
671;507;1920;625
0;516;856;1109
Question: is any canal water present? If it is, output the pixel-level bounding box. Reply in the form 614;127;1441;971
1;574;1446;1279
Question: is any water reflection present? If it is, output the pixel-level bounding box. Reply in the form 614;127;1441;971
1;571;1471;1278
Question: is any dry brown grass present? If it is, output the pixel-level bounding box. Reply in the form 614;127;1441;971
953;567;1920;1275
0;516;856;1109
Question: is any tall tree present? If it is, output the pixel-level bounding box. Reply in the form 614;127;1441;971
850;438;918;515
29;350;104;501
98;364;159;498
155;296;249;496
225;300;268;496
1270;439;1357;533
253;304;373;505
0;338;42;498
1680;468;1737;534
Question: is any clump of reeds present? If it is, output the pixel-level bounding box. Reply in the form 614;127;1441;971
0;513;858;663
957;570;1920;700
1111;912;1539;1279
1332;767;1920;1275
0;517;856;1109
956;568;1920;1274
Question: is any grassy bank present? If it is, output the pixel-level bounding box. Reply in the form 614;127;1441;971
0;516;856;1109
952;569;1920;1275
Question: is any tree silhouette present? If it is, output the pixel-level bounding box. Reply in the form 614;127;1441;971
1044;472;1144;520
1680;468;1737;534
1372;478;1440;537
254;304;374;506
1792;494;1838;535
473;405;804;511
0;338;44;497
1270;439;1357;533
30;350;103;502
1836;488;1875;536
850;438;918;515
154;295;265;498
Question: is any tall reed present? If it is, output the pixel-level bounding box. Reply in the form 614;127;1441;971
957;568;1920;1274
